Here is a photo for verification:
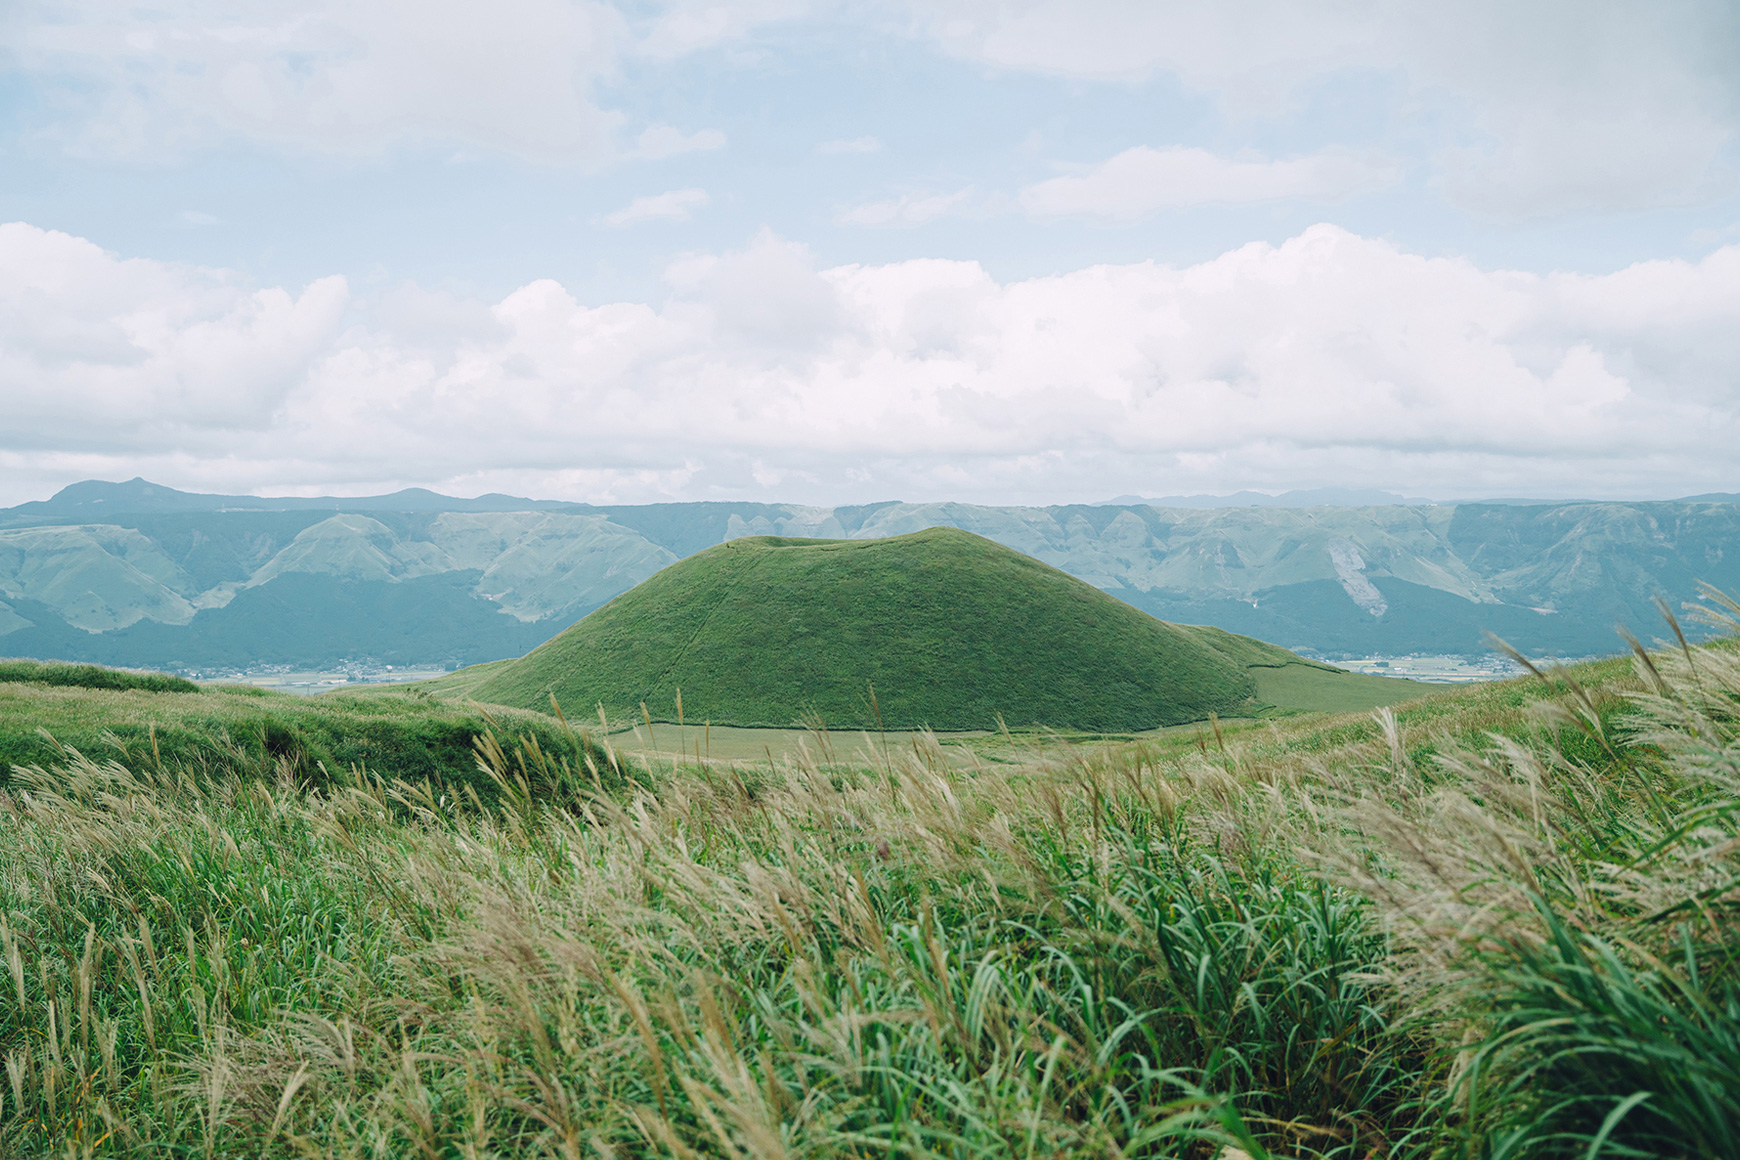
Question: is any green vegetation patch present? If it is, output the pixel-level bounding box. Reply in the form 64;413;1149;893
0;656;198;694
1247;661;1430;713
434;527;1291;731
0;674;604;797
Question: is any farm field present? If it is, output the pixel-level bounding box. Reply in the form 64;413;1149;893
1328;653;1532;682
223;667;452;695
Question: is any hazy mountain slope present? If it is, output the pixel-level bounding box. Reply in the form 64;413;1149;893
0;573;558;670
0;477;578;525
0;601;32;636
0;525;200;630
1448;503;1740;620
0;494;680;669
846;502;1498;605
123;512;334;592
588;502;841;558
1;479;1736;670
248;514;456;587
425;513;678;621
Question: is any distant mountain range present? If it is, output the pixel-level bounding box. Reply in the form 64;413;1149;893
3;478;1738;671
1096;488;1442;508
1100;488;1740;508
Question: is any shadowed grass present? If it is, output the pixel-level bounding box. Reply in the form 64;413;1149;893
0;675;625;798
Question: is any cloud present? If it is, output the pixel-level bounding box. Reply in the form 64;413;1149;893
4;220;1740;505
0;222;347;441
635;0;814;58
2;0;771;163
632;124;728;159
3;0;836;163
599;188;710;226
901;0;1740;218
817;136;883;155
4;0;630;161
1021;147;1400;219
13;0;1734;219
8;0;1737;219
664;230;846;345
837;189;974;227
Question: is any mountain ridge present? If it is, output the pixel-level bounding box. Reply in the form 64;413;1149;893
0;478;586;525
3;480;1738;670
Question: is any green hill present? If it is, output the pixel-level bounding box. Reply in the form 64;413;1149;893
429;527;1425;730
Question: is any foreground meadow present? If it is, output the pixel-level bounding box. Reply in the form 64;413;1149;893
0;625;1736;1157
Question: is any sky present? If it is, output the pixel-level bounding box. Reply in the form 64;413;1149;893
1;0;1738;508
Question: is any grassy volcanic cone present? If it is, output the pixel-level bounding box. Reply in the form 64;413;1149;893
448;527;1286;730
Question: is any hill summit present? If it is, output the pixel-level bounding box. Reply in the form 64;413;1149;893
431;527;1383;731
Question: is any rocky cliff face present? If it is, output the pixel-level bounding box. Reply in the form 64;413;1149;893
3;481;1737;669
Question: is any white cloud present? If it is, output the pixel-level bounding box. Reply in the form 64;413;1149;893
665;230;845;344
12;0;1733;220
5;0;629;161
1021;147;1400;219
817;136;883;155
2;0;831;163
0;222;347;439
632;124;728;159
4;220;1740;505
901;0;1740;218
599;188;710;226
838;188;974;227
635;0;814;58
908;0;1343;88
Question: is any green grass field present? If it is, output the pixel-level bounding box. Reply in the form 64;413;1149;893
0;658;200;695
1247;658;1433;711
416;527;1425;730
0;667;619;798
1;623;1734;1157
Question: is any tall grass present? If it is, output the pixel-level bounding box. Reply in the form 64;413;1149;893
0;709;1432;1156
3;622;1737;1157
1326;599;1740;1158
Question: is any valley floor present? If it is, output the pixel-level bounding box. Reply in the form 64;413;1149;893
1327;652;1532;682
222;666;452;695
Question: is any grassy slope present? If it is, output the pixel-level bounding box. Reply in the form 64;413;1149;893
0;657;198;694
5;634;1730;1158
445;528;1261;730
0;677;588;795
1180;622;1432;713
428;528;1424;729
1248;661;1430;712
0;650;1422;800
